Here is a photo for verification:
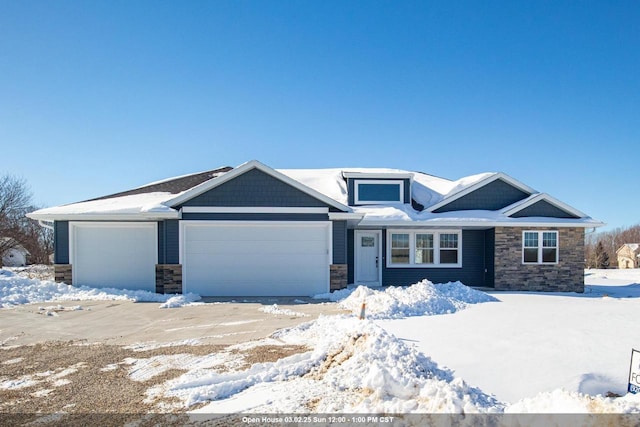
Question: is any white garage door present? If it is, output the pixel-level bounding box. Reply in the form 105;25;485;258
181;221;331;296
70;222;157;291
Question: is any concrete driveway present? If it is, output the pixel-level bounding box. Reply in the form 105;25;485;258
0;298;347;347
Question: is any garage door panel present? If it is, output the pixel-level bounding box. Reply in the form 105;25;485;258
71;223;157;291
186;240;327;256
182;222;330;296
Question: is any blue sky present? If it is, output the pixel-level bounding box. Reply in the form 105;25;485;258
1;1;638;230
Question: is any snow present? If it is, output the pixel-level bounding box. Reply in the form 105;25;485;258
259;304;310;317
0;269;201;308
379;269;640;405
315;280;498;319
3;266;640;414
28;192;177;217
171;316;502;413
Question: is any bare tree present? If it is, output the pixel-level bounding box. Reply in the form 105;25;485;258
0;175;35;267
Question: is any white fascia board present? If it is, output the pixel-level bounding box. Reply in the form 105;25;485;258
501;193;588;218
182;206;329;214
166;160;352;213
328;212;365;220
26;212;180;221
427;172;537;213
342;171;414;179
357;218;606;228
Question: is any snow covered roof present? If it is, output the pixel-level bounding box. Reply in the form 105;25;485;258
27;160;604;228
617;243;640;254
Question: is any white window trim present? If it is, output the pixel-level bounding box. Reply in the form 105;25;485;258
522;230;559;265
386;229;462;268
354;180;404;205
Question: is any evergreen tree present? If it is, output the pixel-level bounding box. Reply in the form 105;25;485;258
594;241;610;269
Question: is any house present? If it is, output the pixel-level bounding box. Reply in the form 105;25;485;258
1;239;30;267
27;160;603;296
616;244;640;269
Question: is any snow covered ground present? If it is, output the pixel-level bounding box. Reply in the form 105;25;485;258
0;268;201;308
380;269;640;406
2;267;640;415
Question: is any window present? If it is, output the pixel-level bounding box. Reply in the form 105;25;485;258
354;180;404;204
523;231;558;264
439;233;459;264
387;230;462;268
415;234;434;264
391;233;410;264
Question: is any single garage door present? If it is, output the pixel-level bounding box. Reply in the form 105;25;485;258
181;221;331;296
70;222;157;291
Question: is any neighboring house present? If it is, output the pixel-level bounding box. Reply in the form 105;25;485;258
27;160;604;296
616;244;640;269
1;239;30;267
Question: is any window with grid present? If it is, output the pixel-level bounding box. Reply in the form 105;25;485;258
523;231;558;264
415;234;434;264
388;230;461;267
439;233;459;264
391;233;410;264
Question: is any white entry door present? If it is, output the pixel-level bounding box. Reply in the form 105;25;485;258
355;230;381;286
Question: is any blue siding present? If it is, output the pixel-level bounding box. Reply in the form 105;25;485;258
347;229;355;283
434;179;530;212
54;221;69;264
157;221;165;263
158;220;180;264
381;230;488;287
180;168;339;211
511;200;579;219
332;221;347;264
347;178;411;206
484;228;495;287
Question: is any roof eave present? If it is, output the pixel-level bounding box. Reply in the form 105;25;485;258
357;218;606;228
26;211;181;221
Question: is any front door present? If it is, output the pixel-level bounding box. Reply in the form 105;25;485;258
355;230;381;286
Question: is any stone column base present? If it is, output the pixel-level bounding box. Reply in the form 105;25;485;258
54;264;72;285
156;264;183;294
330;264;348;291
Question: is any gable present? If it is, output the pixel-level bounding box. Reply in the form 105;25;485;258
433;179;531;213
178;168;339;210
509;199;581;219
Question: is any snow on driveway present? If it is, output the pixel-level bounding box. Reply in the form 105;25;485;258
2;267;640;414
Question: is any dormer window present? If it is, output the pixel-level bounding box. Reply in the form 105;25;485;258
354;180;404;205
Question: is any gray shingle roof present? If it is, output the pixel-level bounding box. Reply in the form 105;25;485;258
82;166;233;202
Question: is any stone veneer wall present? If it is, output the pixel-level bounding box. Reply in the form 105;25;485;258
494;227;584;292
330;264;348;291
54;264;72;285
156;264;183;294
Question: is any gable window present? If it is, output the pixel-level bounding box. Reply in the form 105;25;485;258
523;231;558;264
387;230;462;268
354;180;404;204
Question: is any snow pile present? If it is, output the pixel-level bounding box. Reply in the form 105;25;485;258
507;389;640;413
319;280;498;319
259;304;309;317
0;269;200;308
164;316;503;413
159;294;202;309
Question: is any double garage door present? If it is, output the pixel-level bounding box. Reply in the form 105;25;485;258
69;221;331;296
181;221;331;296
